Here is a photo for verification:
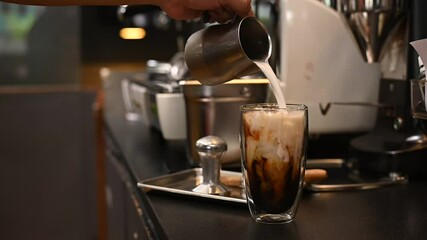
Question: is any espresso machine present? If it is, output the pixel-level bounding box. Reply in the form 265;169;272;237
265;0;427;180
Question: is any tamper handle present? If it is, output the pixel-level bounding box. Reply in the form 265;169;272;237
193;136;230;195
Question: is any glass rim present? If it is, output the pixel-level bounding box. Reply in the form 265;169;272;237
240;103;307;111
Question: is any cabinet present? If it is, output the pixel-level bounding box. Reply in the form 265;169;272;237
105;139;167;240
105;150;153;240
0;88;98;240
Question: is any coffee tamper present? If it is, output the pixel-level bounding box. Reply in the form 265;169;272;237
192;136;230;195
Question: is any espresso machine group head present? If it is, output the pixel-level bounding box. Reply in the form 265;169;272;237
338;0;406;63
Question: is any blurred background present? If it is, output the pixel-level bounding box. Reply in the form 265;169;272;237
0;4;185;88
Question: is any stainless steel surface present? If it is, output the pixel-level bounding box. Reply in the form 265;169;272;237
305;174;408;192
138;168;246;204
305;159;408;192
318;101;396;117
338;0;406;63
195;135;227;153
116;5;128;21
146;60;172;79
168;52;189;81
138;159;409;204
126;75;185;139
192;136;230;195
411;79;427;119
121;78;142;121
180;79;269;166
184;16;271;85
304;159;408;192
305;158;344;169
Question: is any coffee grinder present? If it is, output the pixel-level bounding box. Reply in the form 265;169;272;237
340;0;427;179
270;0;427;179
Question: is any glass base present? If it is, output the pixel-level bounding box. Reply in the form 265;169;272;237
253;213;294;224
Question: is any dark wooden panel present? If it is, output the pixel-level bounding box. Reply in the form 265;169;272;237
0;88;98;240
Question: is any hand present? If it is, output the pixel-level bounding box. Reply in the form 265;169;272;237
0;0;254;23
157;0;254;23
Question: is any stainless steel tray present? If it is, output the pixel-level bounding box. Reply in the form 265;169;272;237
138;160;409;204
304;159;408;192
138;168;247;204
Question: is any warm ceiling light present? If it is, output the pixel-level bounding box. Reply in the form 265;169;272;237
119;28;146;40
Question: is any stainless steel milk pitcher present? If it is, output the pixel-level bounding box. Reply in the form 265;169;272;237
184;16;272;85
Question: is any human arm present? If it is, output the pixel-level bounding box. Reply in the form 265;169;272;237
1;0;254;23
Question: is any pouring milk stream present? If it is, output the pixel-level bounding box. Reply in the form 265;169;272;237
254;61;287;108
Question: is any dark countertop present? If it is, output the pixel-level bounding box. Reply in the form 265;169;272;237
103;77;427;240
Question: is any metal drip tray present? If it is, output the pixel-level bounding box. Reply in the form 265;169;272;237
138;168;246;204
305;174;408;192
305;159;408;192
138;160;409;204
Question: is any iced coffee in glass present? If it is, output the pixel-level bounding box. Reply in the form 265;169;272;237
240;103;308;224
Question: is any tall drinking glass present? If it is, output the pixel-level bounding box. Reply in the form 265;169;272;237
240;103;308;224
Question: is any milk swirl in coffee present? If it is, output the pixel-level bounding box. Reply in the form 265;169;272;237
241;61;306;217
